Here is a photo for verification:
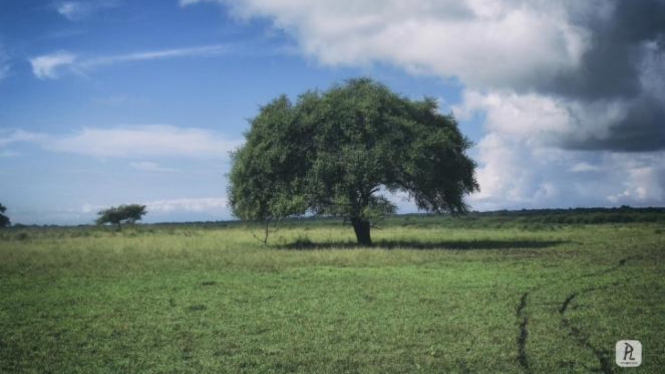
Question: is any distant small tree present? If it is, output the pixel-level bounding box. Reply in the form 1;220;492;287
0;203;10;228
96;204;147;230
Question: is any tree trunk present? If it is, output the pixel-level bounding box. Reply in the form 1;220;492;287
351;218;372;246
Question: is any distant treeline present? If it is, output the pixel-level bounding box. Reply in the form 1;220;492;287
387;206;665;228
2;206;664;242
4;206;665;231
474;206;665;224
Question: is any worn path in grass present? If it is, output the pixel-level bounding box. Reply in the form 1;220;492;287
0;222;663;373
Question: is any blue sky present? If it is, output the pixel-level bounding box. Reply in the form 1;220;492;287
1;0;664;225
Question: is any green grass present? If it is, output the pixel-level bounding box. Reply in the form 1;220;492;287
1;216;664;373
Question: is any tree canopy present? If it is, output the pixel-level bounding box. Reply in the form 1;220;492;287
228;78;479;245
0;203;10;228
95;204;147;229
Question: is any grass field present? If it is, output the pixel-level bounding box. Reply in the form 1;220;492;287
1;213;664;373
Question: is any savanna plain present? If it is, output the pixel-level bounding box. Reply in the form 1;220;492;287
1;210;663;373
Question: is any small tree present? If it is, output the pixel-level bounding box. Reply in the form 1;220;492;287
229;78;479;245
96;204;147;230
0;203;10;228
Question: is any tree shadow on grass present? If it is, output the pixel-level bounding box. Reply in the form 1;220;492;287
276;239;569;251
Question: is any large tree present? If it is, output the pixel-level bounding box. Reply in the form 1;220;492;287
229;78;478;245
96;204;147;230
0;203;10;228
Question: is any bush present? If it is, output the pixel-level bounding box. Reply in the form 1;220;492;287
15;232;29;241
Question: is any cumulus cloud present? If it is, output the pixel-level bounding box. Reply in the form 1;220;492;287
183;0;589;87
454;89;665;208
29;44;228;79
54;0;120;21
187;0;664;152
469;131;665;209
185;0;665;209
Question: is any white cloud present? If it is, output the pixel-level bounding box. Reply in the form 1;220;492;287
466;123;665;210
0;130;48;147
145;197;228;213
446;87;665;209
29;44;228;79
0;130;42;157
81;203;105;214
79;44;229;69
29;51;76;79
81;197;229;220
454;90;572;141
130;161;179;172
453;89;636;149
55;0;120;21
181;0;665;210
186;0;593;89
604;154;665;205
0;126;241;159
179;0;205;6
47;125;241;158
56;2;86;20
448;77;664;209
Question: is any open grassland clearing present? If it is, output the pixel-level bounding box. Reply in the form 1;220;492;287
1;214;664;373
